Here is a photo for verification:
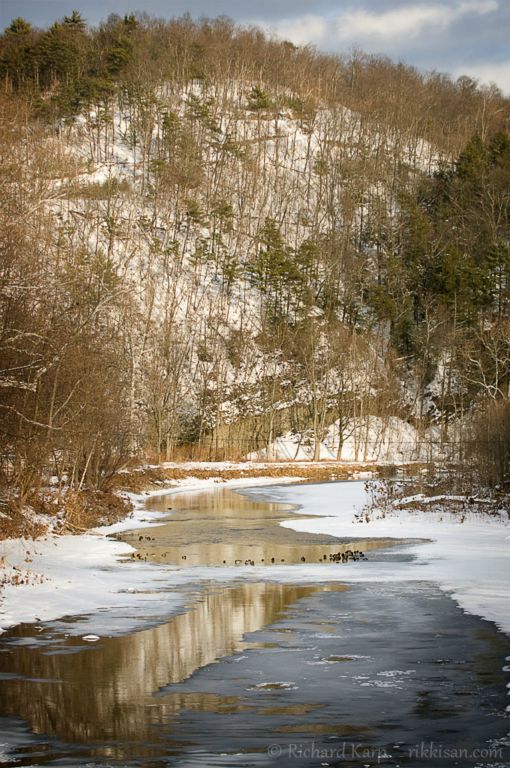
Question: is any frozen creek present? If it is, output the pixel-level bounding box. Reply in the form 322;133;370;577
0;479;509;767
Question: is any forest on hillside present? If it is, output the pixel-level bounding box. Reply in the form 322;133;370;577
1;11;510;510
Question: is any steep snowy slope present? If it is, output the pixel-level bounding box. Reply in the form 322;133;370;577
43;79;443;459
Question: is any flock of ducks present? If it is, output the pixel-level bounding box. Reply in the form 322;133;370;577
131;543;368;566
328;549;367;563
134;503;370;566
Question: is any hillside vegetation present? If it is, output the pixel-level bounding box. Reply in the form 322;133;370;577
1;12;510;509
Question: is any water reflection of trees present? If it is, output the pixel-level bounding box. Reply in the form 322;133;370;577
0;583;323;753
127;487;392;566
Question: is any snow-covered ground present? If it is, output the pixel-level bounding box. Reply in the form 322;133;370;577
1;477;509;639
248;416;443;463
0;475;302;635
249;481;510;635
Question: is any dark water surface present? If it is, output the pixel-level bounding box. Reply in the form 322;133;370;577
1;581;509;767
0;486;509;767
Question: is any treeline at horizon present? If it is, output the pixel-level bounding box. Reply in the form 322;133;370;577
1;10;508;152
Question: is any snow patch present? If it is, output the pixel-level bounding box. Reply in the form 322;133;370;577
261;481;510;635
248;416;443;463
0;474;300;634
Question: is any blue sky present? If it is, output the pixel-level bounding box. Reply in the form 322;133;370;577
1;0;509;94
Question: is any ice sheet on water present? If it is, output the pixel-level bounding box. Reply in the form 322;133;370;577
251;681;298;690
1;477;509;639
0;476;300;636
258;481;510;635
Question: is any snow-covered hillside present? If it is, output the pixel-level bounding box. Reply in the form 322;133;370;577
40;80;445;459
3;12;509;523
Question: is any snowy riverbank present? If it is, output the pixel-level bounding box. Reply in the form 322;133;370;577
248;481;510;635
1;476;509;639
0;475;301;634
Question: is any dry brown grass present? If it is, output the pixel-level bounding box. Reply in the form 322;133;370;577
0;460;427;542
112;462;377;494
0;495;51;541
0;489;131;541
60;490;131;533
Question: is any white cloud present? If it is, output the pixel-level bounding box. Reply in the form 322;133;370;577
272;14;328;46
336;1;498;41
260;0;499;47
453;60;510;94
